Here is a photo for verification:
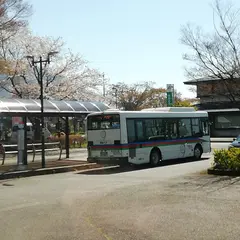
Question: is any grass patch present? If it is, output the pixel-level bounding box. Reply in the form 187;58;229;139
50;133;87;149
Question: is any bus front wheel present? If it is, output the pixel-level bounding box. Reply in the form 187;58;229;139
150;148;161;167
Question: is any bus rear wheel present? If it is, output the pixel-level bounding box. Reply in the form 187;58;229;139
194;145;203;160
150;149;161;167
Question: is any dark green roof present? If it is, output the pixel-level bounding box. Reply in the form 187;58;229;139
184;77;220;85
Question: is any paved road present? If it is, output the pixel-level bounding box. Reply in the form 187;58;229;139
211;142;230;150
0;152;239;240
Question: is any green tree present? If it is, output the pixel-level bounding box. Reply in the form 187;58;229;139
108;82;187;110
109;81;166;110
174;98;198;110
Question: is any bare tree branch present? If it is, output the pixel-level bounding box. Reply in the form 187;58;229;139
181;0;240;104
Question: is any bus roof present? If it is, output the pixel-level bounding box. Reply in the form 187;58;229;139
87;109;208;118
140;107;196;112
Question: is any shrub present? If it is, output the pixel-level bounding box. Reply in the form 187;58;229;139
49;133;86;148
213;148;240;171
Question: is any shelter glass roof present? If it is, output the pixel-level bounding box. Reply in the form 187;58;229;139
0;99;110;114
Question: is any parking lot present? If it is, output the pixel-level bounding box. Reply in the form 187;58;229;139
0;155;239;240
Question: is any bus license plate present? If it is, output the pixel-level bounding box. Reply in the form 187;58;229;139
100;150;108;157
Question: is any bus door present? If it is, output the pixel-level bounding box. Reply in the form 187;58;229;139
179;118;194;158
200;118;211;153
126;119;146;164
165;119;179;159
135;120;146;162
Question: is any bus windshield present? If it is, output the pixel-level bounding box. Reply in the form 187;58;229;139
87;114;120;130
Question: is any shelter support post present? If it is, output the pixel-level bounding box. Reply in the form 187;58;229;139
65;117;70;158
23;116;28;165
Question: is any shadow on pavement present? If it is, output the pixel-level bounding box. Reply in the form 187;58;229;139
77;157;210;175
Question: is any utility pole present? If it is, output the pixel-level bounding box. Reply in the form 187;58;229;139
26;52;58;168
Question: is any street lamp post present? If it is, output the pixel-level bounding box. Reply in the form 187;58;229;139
102;72;106;97
26;52;58;168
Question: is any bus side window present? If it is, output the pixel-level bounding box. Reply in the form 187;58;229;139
145;119;165;141
145;119;154;139
166;119;178;139
126;119;136;143
192;118;201;137
136;120;145;141
200;119;209;136
179;119;192;138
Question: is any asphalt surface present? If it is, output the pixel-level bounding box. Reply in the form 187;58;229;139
211;142;230;150
0;148;240;240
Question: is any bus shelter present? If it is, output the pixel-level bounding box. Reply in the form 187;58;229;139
0;98;109;164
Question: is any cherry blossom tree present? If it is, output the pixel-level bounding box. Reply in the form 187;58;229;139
0;0;32;31
0;27;104;100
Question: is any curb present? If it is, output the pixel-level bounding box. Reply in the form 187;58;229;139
207;168;240;176
0;163;103;180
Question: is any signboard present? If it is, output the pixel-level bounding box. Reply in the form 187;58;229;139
12;117;23;125
166;84;174;107
166;84;174;92
167;92;173;106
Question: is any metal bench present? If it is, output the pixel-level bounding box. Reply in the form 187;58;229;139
0;142;62;165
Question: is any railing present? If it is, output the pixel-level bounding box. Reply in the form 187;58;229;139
0;142;62;165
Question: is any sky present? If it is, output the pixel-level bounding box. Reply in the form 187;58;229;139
28;0;240;98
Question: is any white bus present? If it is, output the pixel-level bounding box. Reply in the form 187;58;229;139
86;107;211;166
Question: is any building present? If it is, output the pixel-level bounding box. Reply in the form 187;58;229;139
184;77;240;137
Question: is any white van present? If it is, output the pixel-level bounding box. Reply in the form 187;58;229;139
11;122;34;143
10;122;52;143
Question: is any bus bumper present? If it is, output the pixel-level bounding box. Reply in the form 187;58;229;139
87;157;129;165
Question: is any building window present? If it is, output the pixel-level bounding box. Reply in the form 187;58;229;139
215;114;240;129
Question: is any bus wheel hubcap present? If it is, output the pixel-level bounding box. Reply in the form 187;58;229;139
195;148;201;158
152;152;159;164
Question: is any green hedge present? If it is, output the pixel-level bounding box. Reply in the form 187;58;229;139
213;148;240;171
